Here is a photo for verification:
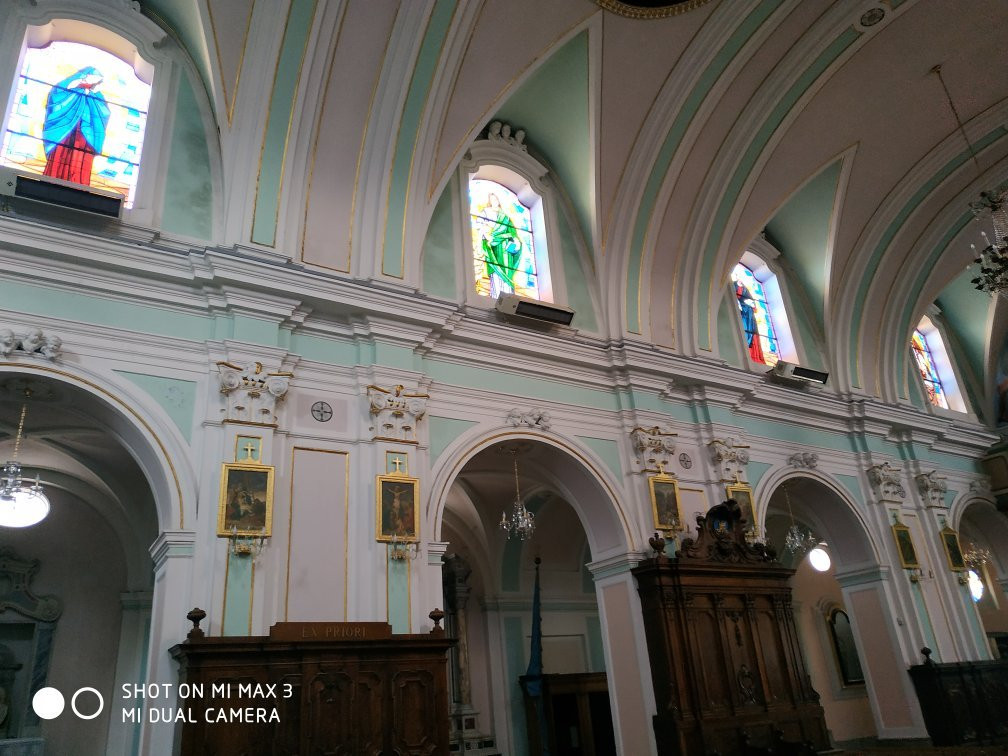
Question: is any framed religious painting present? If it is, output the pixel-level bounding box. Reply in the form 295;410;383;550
940;526;967;572
648;474;683;532
217;462;274;537
891;522;920;569
376;474;420;542
725;483;756;529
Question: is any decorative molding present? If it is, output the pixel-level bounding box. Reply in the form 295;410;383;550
708;438;750;482
787;452;819;469
506;407;551;431
0;548;62;622
368;384;428;443
968;477;993;495
866;462;906;501
217;361;292;426
485;120;527;153
630;425;677;472
594;0;713;20
0;328;62;361
915;470;948;509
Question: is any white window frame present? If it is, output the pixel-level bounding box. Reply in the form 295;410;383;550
729;238;802;367
0;1;191;229
912;311;969;414
457;122;567;308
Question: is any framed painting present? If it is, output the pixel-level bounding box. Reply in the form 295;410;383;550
376;474;420;542
725;483;756;529
217;462;274;536
891;522;919;569
648;474;682;532
940;527;967;571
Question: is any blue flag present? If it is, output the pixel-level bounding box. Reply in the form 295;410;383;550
526;557;543;695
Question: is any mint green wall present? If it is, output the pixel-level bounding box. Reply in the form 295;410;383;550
585;615;605;673
748;461;772;490
494;32;591;247
421;176;459;299
717;294;743;367
765;160;841;334
114;371;197;442
428;416;479;466
222;551;252;635
555;203;599;332
575;436;622;480
388;557;410;633
250;0;317;246
161;73;213;240
503;615;530;756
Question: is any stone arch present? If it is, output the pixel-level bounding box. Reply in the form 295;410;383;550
753;465;880;570
428;426;636;558
0;361;194;533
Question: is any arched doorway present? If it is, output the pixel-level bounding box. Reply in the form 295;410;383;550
0;368;191;755
431;433;653;755
762;473;921;746
956;498;1008;657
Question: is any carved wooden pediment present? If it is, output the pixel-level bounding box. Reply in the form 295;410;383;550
677;500;776;564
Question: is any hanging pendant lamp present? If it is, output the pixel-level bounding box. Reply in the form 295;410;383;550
0;392;49;528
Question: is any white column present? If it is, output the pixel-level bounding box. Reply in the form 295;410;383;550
589;552;658;756
140;530;195;756
105;591;153;756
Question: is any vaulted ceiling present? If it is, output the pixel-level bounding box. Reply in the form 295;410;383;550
140;0;1008;415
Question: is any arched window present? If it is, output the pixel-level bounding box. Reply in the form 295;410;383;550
461;121;562;306
469;178;540;299
910;315;967;413
1;30;153;208
827;608;864;686
732;262;780;365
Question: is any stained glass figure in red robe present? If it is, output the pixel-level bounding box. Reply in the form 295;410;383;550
41;66;109;186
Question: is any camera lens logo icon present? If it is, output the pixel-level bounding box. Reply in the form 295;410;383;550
32;687;104;720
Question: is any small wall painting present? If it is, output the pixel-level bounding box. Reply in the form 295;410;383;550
376;474;420;542
217;462;274;536
940;527;966;571
891;522;920;569
649;474;682;532
725;483;756;529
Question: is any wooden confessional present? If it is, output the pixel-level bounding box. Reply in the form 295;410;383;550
633;500;828;756
170;610;453;755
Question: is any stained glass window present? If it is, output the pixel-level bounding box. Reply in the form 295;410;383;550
911;330;949;409
731;263;779;366
1;40;152;207
469;179;539;299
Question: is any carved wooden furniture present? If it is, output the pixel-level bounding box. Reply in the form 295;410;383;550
170;615;453;755
633;501;828;756
908;647;1008;746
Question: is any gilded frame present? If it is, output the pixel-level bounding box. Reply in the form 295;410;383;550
940;527;967;571
376;473;420;543
725;482;756;529
648;474;683;532
891;523;920;569
217;462;274;536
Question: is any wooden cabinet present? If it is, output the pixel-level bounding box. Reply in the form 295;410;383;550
170;620;453;755
908;649;1008;746
633;501;828;756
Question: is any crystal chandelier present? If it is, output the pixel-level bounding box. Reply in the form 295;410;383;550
500;449;534;540
782;484;816;555
962;541;992;571
931;65;1008;297
0;394;50;528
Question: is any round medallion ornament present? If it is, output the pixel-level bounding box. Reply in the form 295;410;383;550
859;7;885;27
678;452;693;469
595;0;713;19
310;401;333;422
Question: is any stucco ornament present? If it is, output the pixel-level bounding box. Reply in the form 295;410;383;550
866;462;905;501
915;470;948;509
368;384;428;443
217;361;292;425
0;328;62;361
486;120;527;152
709;438;750;482
506;407;552;431
787;452;819;469
631;425;677;472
